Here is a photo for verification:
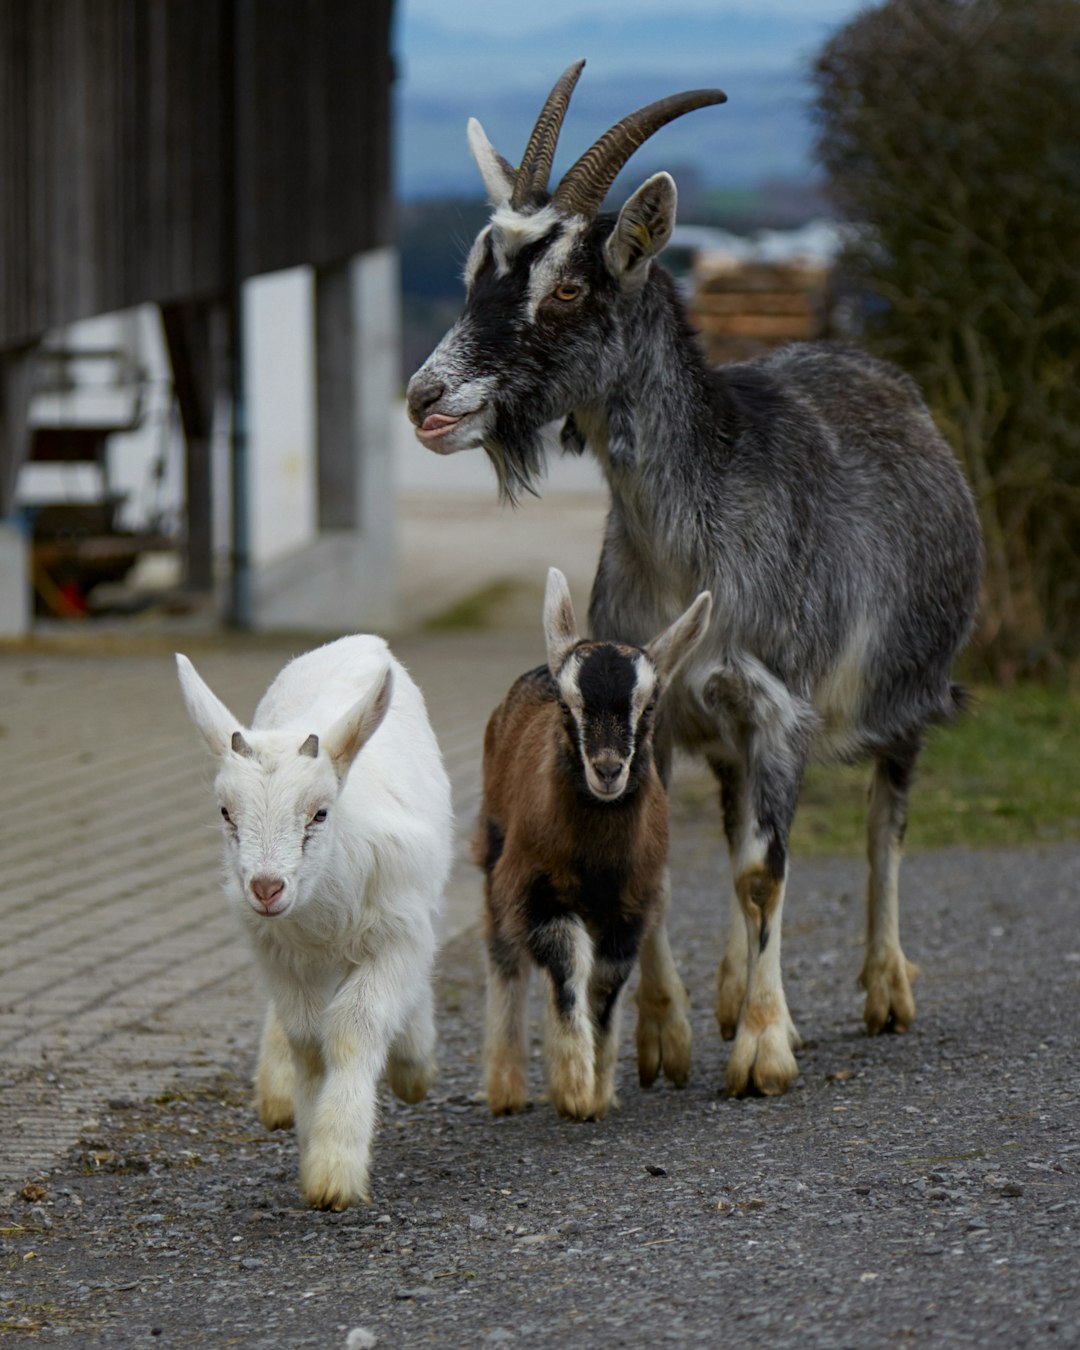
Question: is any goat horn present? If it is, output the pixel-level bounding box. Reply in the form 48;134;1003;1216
510;59;586;210
552;88;727;218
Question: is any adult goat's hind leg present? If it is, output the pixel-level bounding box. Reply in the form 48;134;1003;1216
860;740;920;1034
723;742;804;1097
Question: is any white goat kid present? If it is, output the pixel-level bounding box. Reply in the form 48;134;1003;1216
176;637;452;1211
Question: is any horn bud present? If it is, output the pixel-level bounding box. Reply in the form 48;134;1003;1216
231;731;254;759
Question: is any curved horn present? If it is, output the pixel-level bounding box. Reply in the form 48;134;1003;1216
552;88;727;218
510;59;586;209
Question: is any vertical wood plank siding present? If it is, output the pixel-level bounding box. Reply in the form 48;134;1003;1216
0;0;394;350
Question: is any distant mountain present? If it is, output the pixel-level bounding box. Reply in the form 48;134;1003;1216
394;8;842;198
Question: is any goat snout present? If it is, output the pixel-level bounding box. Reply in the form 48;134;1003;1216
249;875;288;916
406;373;447;426
588;755;627;798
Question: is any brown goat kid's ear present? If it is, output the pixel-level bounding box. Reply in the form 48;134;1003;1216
646;591;713;682
322;664;394;782
605;173;678;287
543;567;579;674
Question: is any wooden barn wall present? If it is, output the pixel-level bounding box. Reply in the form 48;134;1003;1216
0;0;395;351
236;0;395;280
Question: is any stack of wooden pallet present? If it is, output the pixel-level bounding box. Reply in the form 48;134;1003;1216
687;256;829;365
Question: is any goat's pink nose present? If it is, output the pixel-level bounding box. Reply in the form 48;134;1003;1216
251;876;285;907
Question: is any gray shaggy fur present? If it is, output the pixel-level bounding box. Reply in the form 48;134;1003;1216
407;87;982;1091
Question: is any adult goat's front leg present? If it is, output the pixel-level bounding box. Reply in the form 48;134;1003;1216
723;745;803;1097
861;742;920;1034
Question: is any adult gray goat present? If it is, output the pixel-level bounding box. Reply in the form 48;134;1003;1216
406;61;982;1097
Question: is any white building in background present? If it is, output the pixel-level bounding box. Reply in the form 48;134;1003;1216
15;257;399;632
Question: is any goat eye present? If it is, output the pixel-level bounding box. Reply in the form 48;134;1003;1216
311;809;328;824
221;807;233;823
552;283;581;303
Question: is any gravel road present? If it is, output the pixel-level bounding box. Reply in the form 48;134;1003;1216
4;839;1078;1349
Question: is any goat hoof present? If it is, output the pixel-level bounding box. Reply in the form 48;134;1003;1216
548;1058;596;1120
636;1001;692;1089
255;1095;295;1132
860;952;918;1036
301;1178;370;1212
725;1014;799;1098
715;956;746;1041
300;1153;371;1212
485;1061;528;1116
389;1054;436;1104
552;1094;597;1122
487;1091;529;1117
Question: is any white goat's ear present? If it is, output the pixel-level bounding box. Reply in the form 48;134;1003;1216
543;567;579;674
604;172;678;288
322;664;394;781
645;591;712;682
175;654;246;759
468;118;515;209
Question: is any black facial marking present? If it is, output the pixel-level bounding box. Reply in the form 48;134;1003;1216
574;647;637;757
451;213;624;502
565;646;657;799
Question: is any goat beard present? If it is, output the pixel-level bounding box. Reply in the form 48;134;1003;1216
484;419;549;506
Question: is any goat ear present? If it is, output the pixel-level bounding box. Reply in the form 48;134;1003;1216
176;654;247;759
605;172;678;287
543;567;579;673
322;663;394;781
646;591;712;681
468;118;515;209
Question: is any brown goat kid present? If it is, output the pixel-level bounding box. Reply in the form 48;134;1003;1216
475;568;711;1120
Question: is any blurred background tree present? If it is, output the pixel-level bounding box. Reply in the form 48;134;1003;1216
813;0;1080;682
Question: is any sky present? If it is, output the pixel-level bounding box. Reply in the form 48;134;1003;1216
393;0;874;198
